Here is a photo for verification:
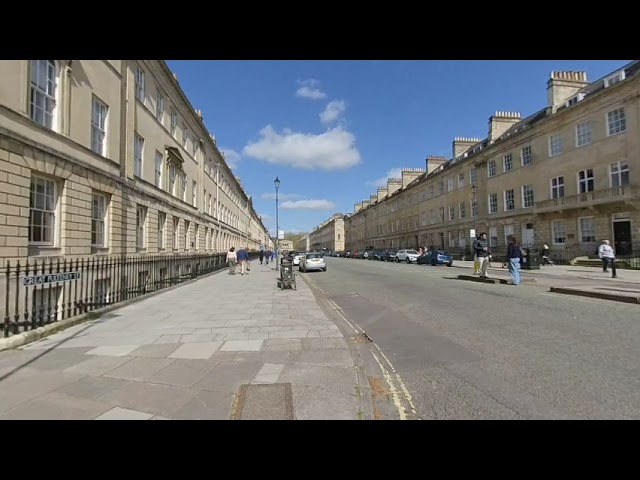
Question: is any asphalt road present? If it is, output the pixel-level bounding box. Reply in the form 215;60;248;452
300;257;640;420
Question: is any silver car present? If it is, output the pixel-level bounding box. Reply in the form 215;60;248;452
396;249;420;263
300;253;327;272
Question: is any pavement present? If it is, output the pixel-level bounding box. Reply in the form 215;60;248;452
448;260;640;302
0;260;368;420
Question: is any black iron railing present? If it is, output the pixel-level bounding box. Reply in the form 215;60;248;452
2;252;258;338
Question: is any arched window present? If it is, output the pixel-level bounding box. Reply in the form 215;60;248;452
30;60;59;130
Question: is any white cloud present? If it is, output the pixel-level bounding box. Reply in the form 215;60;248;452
242;125;361;171
295;79;327;100
367;168;404;188
260;192;303;201
281;199;336;210
320;100;347;124
220;148;241;169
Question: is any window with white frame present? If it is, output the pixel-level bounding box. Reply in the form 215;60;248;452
156;91;164;123
154;151;163;188
459;202;466;219
173;216;179;249
208;193;212;215
194;224;200;251
448;231;456;248
578;169;594;193
504;189;515;211
157;212;166;250
205;227;210;250
549;134;563;157
438;181;444;195
521;145;532;166
522;185;535;208
168;111;177;138
488;226;498;247
488;193;498;214
182;174;187;202
449;205;455;221
552;220;566;244
551;176;564;199
134;134;144;178
607;107;626;136
448;178;454;192
439;207;445;221
136;205;147;249
182;124;188;148
430;210;436;224
30;60;58;130
576;121;591;147
579;217;596;243
135;66;145;102
192;180;197;207
488;159;496;177
91;192;108;247
471;199;478;217
604;70;626;87
184;220;190;250
503;153;513;173
610;160;629;187
91;96;108;156
469;167;477;184
29;175;58;245
458;173;464;188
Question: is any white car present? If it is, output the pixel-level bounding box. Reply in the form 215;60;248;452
396;249;419;263
299;253;327;272
292;253;303;266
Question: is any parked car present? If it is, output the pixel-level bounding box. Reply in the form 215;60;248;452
417;250;454;266
396;249;420;263
291;252;304;266
379;250;398;262
299;253;327;272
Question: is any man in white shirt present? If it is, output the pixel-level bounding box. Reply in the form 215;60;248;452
597;239;617;278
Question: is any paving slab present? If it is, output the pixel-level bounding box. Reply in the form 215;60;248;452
0;261;366;420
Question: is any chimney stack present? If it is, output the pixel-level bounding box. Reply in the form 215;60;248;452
488;111;521;142
452;137;481;159
547;71;588;113
426;155;448;174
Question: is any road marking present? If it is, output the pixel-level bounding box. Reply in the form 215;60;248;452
370;349;407;420
327;299;361;335
374;345;418;417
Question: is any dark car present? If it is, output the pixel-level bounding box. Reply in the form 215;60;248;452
417;250;454;266
379;250;398;262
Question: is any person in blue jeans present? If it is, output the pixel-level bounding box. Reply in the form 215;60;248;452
506;235;525;285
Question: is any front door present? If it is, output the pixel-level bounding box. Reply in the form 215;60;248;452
522;224;535;248
613;220;632;256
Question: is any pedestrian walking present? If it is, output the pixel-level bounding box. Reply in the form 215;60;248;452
265;250;271;265
541;243;554;266
259;250;265;264
226;247;237;275
506;235;525;285
598;240;617;278
236;246;250;275
473;232;490;278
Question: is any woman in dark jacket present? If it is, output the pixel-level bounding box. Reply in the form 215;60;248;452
506;235;524;285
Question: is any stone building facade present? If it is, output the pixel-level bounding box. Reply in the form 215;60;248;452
308;213;346;252
342;60;640;260
0;60;269;269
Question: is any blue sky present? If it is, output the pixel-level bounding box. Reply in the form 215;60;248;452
166;60;631;236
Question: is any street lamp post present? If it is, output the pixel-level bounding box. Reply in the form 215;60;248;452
216;160;221;253
274;176;280;272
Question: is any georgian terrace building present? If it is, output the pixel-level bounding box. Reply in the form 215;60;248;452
0;60;269;268
343;60;639;261
308;213;346;252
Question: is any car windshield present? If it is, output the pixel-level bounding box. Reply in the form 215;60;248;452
406;250;418;254
306;254;323;259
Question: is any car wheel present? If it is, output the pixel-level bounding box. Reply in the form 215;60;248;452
406;258;411;264
447;263;453;267
431;260;436;266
